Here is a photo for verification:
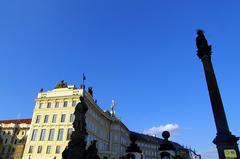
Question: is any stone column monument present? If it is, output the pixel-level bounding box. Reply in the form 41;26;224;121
196;30;240;159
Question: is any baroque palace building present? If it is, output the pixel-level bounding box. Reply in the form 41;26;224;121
21;81;130;159
0;81;197;159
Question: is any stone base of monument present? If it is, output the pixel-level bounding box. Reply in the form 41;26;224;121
63;140;100;159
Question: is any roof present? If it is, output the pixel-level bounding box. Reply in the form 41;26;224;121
131;131;163;144
130;131;183;150
0;118;32;124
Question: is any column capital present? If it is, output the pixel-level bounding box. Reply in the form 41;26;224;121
197;45;212;59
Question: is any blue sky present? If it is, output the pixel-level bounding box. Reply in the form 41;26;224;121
0;1;240;158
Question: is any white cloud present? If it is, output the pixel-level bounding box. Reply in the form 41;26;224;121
143;124;179;137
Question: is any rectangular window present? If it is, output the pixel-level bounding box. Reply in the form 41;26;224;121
31;129;38;141
5;139;8;144
55;101;60;108
47;102;51;108
61;114;66;123
7;146;11;153
28;146;33;153
70;114;75;122
46;146;51;154
44;115;49;123
37;146;42;153
55;146;61;154
63;101;68;107
48;129;55;141
72;100;76;107
67;128;73;140
39;102;43;108
36;115;41;123
39;129;46;141
52;114;57;123
57;129;64;141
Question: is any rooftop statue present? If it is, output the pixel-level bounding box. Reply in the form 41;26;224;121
55;80;68;89
196;30;212;58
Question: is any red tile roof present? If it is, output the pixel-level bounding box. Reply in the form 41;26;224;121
0;118;32;124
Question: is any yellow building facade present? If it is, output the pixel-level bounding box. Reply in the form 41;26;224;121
22;82;130;159
0;119;31;159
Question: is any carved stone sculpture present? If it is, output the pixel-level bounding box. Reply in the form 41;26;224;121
62;96;88;159
62;96;100;159
196;30;212;58
85;140;100;159
55;80;68;89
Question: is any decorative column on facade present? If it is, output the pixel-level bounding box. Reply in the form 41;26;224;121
196;30;239;159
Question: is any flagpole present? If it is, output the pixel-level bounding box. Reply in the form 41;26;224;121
83;73;84;88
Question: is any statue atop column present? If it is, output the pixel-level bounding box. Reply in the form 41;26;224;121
62;96;88;159
196;30;212;58
73;96;88;133
196;30;209;49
